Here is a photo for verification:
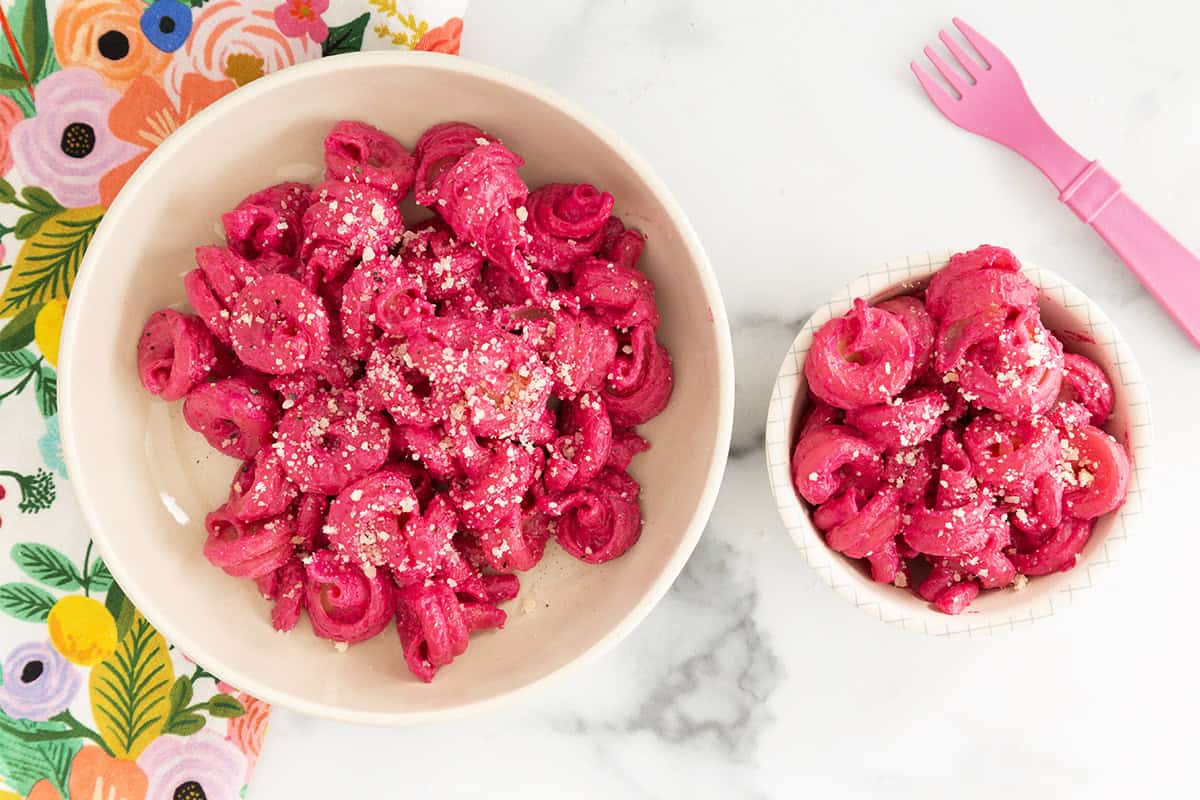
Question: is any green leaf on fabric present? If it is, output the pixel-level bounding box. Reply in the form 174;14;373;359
0;205;103;318
323;13;370;56
0;178;16;203
11;542;82;590
0;0;57;115
35;366;56;416
11;188;66;242
0;582;56;621
17;0;56;82
0;63;27;90
164;711;206;736
206;693;245;718
86;558;114;593
168;675;193;713
21;187;63;215
14;211;50;240
0;348;38;377
0;303;41;351
0;712;81;797
104;579;135;642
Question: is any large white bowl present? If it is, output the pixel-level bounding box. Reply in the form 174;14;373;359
765;251;1152;636
59;53;733;723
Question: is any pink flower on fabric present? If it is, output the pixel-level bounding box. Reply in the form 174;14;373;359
273;0;329;44
9;68;138;208
137;731;248;800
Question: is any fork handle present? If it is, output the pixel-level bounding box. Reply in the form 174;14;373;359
1060;161;1200;346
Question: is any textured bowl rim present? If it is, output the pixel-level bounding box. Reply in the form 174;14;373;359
764;249;1154;637
59;52;735;724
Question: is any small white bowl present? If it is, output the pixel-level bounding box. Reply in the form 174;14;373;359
765;250;1153;636
59;53;734;723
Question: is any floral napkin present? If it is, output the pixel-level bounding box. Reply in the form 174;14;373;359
0;1;465;797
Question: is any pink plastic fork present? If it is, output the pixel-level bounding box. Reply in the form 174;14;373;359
912;18;1200;346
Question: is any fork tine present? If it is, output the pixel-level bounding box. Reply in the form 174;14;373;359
922;46;969;97
937;30;981;79
952;18;997;67
910;61;958;115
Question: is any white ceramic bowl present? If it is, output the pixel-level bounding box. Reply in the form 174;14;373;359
59;53;733;723
765;250;1152;636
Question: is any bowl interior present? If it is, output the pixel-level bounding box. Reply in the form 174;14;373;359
765;254;1151;636
60;54;732;721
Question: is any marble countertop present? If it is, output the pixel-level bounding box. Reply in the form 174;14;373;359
255;2;1200;796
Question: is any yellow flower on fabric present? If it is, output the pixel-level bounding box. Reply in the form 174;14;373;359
48;596;118;666
0;789;20;800
34;298;67;366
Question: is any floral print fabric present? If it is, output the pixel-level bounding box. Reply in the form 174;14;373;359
0;0;465;796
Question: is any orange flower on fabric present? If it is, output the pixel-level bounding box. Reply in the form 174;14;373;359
26;746;149;800
225;692;271;777
162;0;321;102
414;17;464;55
0;96;23;175
99;73;235;206
53;0;171;90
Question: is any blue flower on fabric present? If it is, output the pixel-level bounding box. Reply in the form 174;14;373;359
0;641;80;721
141;0;193;53
38;415;67;479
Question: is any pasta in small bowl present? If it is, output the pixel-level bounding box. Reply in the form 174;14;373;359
765;248;1152;635
58;54;733;723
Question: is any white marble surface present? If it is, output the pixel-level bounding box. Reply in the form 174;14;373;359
254;2;1200;796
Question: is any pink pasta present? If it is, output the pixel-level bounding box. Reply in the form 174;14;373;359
1060;424;1132;520
137;119;672;681
791;424;881;506
523;183;614;272
225;448;298;522
1060;353;1115;426
791;246;1131;615
401;220;484;303
229;273;330;375
545;392;612;493
825;486;901;559
273;390;389;495
542;468;642;564
324;120;416;200
573;249;660;329
804;299;914;410
324;469;421;575
876;296;935;376
604;324;674;428
844;389;947;450
516;306;617;400
182;376;280;460
303;550;395;644
221;182;310;274
183;245;259;345
394;582;506;683
413;123;540;295
339;254;432;359
137;309;219;402
203;509;295;580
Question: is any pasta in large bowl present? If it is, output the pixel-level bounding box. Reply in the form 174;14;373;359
58;53;733;723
